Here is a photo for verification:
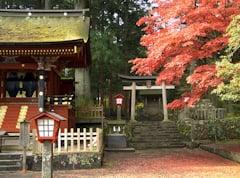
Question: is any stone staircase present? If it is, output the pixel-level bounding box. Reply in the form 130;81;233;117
0;153;22;171
129;121;185;149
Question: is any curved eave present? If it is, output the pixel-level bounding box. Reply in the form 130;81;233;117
0;39;85;56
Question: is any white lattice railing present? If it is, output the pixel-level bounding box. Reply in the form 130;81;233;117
32;128;103;154
54;128;103;153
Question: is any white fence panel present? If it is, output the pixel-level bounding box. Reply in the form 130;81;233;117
55;128;103;154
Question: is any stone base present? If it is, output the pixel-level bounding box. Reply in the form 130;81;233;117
106;134;127;148
200;144;240;164
27;152;103;171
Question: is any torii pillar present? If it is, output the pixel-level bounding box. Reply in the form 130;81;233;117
161;81;169;122
130;82;136;122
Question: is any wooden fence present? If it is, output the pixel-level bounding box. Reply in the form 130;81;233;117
76;106;104;119
32;128;103;154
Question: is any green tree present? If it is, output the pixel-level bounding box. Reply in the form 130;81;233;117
213;15;240;102
90;0;148;107
1;0;42;8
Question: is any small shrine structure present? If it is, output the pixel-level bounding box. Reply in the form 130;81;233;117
119;74;175;122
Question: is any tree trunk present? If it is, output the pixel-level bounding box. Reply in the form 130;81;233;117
0;1;4;9
75;68;91;118
74;0;89;9
44;0;50;9
99;62;104;106
109;78;113;109
74;0;91;110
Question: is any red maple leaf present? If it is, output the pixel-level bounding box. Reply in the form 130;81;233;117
131;0;240;109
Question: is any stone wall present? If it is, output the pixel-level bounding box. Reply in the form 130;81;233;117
27;152;103;171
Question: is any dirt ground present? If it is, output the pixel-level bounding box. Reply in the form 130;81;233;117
1;148;240;178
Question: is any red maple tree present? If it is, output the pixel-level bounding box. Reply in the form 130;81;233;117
131;0;240;109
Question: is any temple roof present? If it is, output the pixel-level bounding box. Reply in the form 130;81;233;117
0;10;90;43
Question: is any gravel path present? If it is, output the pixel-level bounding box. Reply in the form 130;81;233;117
1;148;240;178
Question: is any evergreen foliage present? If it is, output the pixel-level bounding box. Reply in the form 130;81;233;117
90;0;148;105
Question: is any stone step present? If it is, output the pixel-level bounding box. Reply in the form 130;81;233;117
130;143;185;149
132;129;181;132
133;123;177;126
132;135;182;139
129;121;184;150
133;129;179;132
133;123;177;125
132;131;181;135
130;141;185;145
133;125;178;128
132;122;176;127
131;137;181;141
133;126;178;129
131;133;182;137
133;130;181;133
131;139;183;143
0;165;21;171
132;138;183;142
0;159;22;166
0;153;22;160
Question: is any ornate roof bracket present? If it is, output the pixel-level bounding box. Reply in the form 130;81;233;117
34;57;58;71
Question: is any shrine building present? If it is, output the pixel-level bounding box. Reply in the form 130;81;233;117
0;9;90;133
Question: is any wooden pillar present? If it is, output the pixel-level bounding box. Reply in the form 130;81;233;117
38;70;45;112
162;81;169;122
37;62;53;178
37;60;45;112
130;82;136;122
0;70;3;98
2;71;6;98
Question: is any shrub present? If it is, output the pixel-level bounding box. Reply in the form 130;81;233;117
221;116;240;138
176;115;240;142
207;117;226;141
177;119;192;140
